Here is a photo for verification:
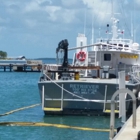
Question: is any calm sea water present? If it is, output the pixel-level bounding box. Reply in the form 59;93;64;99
0;59;121;140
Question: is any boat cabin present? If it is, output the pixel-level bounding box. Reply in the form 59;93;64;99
72;35;140;79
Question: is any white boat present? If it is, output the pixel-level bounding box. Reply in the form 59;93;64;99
38;5;140;115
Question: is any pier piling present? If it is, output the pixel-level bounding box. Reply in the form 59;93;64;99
0;60;42;72
4;66;6;72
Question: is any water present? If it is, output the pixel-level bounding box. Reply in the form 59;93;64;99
0;59;121;140
37;58;72;64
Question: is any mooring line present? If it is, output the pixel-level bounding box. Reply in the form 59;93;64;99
0;121;116;132
0;103;41;117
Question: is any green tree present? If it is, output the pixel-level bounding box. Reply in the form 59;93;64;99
0;51;7;59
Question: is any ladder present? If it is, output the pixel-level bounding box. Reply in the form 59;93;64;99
42;85;64;112
103;85;119;113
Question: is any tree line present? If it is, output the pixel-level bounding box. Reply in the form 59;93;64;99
0;51;7;59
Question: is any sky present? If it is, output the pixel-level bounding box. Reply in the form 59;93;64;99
0;0;140;59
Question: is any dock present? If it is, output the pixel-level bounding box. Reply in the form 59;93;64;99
0;60;42;72
113;106;140;140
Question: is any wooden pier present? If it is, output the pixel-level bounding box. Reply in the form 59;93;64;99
0;60;42;72
113;106;140;140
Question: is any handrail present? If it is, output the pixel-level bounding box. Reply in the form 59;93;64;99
42;73;137;103
61;84;64;110
103;85;108;112
109;88;136;140
42;85;45;110
68;42;140;53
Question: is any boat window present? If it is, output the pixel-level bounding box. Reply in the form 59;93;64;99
104;54;111;61
103;45;107;48
124;44;129;47
118;44;123;47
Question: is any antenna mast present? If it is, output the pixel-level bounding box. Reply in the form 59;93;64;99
91;3;94;51
111;0;114;18
131;12;133;40
91;3;94;44
84;8;87;35
133;1;135;42
111;0;119;39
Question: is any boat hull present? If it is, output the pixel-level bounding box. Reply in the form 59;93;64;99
38;81;139;115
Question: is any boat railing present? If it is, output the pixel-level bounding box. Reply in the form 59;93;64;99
43;64;60;71
43;72;113;103
117;64;132;73
128;65;140;84
94;38;140;52
96;43;140;53
96;38;132;44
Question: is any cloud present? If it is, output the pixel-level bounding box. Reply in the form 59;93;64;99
61;0;79;7
44;6;61;21
135;0;140;5
24;1;77;23
24;1;40;12
36;0;52;5
124;0;129;5
82;0;112;24
25;19;37;28
0;17;8;23
0;0;139;58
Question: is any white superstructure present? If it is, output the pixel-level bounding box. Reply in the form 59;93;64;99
72;16;140;79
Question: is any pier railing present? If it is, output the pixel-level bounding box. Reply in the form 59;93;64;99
109;88;136;140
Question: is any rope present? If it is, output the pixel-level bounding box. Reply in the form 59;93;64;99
0;121;116;132
0;103;41;117
43;73;139;103
44;73;88;100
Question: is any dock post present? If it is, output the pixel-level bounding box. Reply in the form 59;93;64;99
24;64;26;72
9;64;12;72
61;84;64;110
4;66;6;72
118;71;126;123
38;64;41;72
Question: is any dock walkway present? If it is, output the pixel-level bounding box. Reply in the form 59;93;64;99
0;60;42;72
113;106;140;140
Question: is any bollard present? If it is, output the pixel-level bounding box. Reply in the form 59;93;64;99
138;131;140;140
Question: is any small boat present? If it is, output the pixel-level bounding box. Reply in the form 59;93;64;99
38;7;140;116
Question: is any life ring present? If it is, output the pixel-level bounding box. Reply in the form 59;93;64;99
76;51;86;61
